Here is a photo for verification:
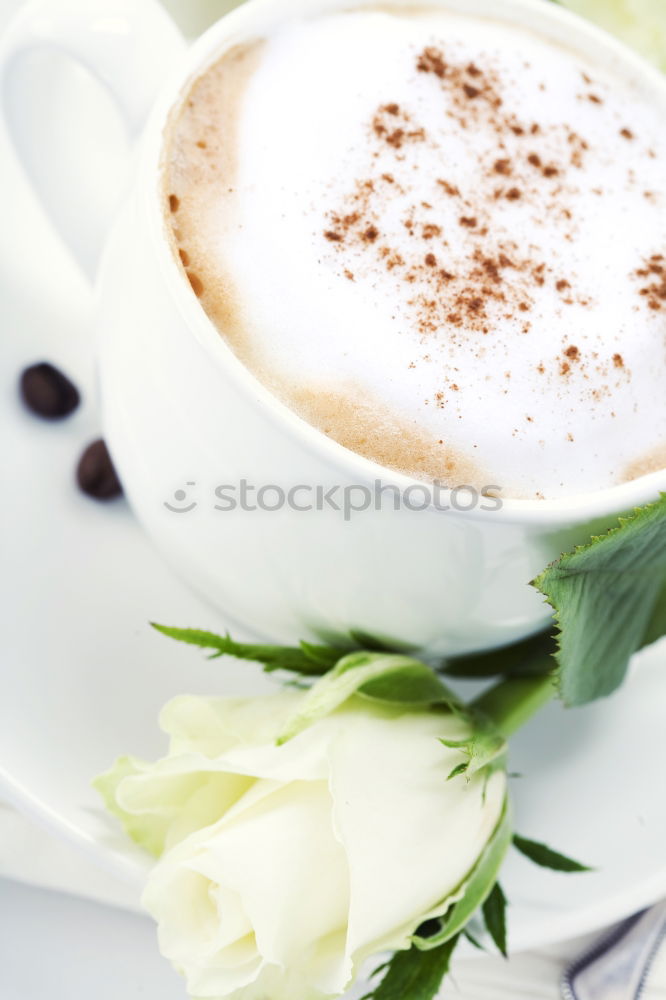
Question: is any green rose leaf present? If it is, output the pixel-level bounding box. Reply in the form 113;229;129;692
360;935;460;1000
277;652;466;743
534;494;666;706
150;624;341;676
463;927;486;951
482;882;508;958
463;928;485;951
513;835;592;873
643;579;666;647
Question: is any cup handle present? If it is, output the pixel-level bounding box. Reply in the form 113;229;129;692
0;0;186;278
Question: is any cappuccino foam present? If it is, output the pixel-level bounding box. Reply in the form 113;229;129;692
164;6;666;498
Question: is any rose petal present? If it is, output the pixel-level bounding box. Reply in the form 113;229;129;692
144;845;263;997
327;701;506;965
161;693;302;757
117;760;255;852
185;781;351;993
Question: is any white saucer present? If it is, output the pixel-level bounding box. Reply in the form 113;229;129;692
1;0;666;961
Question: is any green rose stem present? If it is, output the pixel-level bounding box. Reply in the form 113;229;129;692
471;669;557;740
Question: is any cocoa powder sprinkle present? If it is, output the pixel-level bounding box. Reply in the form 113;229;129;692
634;253;666;310
320;43;601;342
417;47;447;78
437;179;460;197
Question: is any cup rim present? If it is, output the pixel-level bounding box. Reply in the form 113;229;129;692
142;0;666;526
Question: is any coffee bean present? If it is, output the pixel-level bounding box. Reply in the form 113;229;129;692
20;362;81;419
76;439;123;500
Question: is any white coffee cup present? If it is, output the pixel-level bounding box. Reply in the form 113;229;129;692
3;0;665;655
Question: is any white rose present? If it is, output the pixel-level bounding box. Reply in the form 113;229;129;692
97;690;506;1000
